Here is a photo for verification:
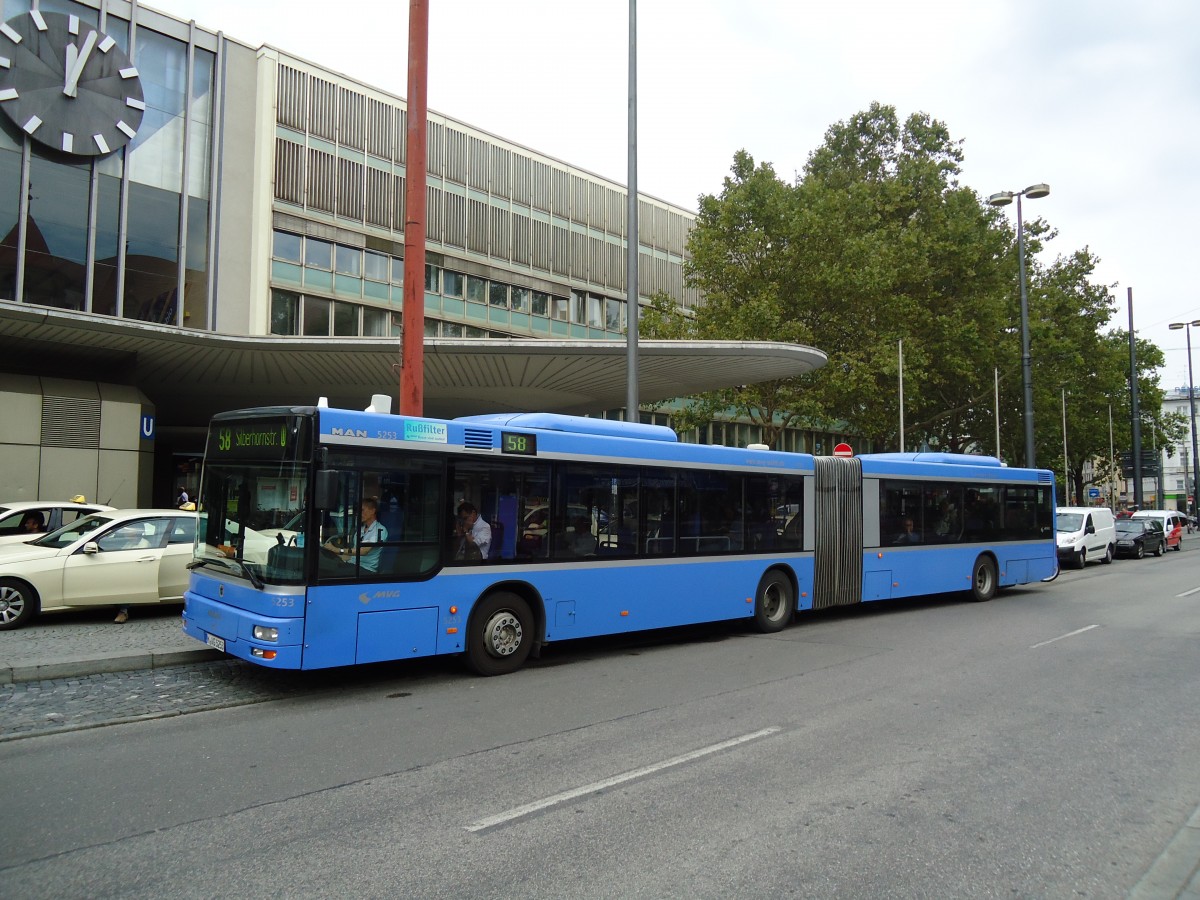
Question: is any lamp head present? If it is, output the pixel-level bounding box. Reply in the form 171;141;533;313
987;191;1014;207
1171;323;1186;330
1023;183;1050;199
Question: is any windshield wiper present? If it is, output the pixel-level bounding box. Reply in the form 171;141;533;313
187;555;264;590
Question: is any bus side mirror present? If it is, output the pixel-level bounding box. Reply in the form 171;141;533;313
314;470;340;510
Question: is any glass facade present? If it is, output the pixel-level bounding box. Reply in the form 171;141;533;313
0;0;216;328
269;228;628;340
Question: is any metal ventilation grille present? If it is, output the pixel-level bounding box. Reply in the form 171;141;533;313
1039;473;1054;484
463;429;494;451
42;396;101;449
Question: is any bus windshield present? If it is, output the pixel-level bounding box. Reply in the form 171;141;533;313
194;461;308;585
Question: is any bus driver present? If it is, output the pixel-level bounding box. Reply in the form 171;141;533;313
325;497;387;572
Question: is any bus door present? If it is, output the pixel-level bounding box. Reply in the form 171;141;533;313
812;457;864;609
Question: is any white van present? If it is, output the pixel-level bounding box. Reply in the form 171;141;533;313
1056;506;1116;568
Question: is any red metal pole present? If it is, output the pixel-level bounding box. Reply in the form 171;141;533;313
400;0;428;416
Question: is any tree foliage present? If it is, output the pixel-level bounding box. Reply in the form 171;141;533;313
641;101;1167;489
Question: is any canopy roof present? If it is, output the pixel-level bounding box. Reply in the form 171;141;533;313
0;302;827;425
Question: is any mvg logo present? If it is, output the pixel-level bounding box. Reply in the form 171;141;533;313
330;427;368;437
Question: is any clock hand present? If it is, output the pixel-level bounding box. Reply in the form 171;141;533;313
65;43;78;81
62;30;98;98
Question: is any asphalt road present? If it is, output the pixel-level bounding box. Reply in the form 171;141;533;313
2;549;1200;898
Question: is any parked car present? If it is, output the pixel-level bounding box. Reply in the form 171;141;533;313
1131;509;1187;552
0;499;115;546
1114;518;1167;559
0;509;197;630
1056;506;1116;568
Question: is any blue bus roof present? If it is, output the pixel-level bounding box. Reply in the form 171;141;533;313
858;452;1004;468
454;412;679;443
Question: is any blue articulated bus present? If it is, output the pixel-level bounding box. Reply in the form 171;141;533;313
183;405;1057;676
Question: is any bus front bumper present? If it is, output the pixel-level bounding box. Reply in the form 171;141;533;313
183;592;304;668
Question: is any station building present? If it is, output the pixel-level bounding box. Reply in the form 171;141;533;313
0;0;834;508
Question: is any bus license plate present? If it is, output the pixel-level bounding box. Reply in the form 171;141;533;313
206;633;225;652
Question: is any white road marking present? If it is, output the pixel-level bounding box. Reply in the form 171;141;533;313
466;726;782;833
1175;586;1200;598
1031;624;1100;649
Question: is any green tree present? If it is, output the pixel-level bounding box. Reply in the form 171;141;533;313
644;101;1172;484
645;103;1015;451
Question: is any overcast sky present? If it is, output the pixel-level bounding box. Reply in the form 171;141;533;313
152;0;1200;392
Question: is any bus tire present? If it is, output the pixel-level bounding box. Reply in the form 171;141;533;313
0;578;37;630
968;555;997;603
467;591;533;676
753;569;794;633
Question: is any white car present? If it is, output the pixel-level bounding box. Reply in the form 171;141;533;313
0;509;198;630
0;500;116;546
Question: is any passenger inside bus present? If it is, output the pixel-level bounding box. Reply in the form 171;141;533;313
453;501;491;561
562;515;597;556
893;517;922;544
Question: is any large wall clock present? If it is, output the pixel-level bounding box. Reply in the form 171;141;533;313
0;10;145;156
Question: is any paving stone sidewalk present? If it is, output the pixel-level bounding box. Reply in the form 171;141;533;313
0;606;218;685
0;607;313;741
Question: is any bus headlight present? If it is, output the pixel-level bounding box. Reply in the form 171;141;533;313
253;625;279;642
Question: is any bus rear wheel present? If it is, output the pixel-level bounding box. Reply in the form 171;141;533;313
753;570;794;633
467;592;533;676
968;555;997;602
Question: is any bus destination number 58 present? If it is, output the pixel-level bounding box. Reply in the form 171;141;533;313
501;432;537;456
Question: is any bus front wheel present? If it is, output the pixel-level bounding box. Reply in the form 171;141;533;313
467;592;534;676
753;570;794;633
968;555;997;602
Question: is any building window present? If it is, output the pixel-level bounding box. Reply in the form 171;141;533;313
443;321;463;337
587;293;604;328
512;287;530;313
306;238;333;270
551;295;568;321
303;296;330;335
271;289;299;334
424;264;440;292
333;300;358;335
363;307;390;336
273;230;302;263
606;297;622;331
334;244;361;276
443;270;464;297
489;282;509;308
465;275;486;303
531;291;549;317
364;250;389;283
570;290;586;324
391;257;404;284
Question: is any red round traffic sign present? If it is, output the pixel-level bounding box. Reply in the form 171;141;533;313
833;442;853;457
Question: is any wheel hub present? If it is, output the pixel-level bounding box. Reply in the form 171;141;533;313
484;611;523;657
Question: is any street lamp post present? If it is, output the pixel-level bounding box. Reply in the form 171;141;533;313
988;183;1050;469
1169;319;1200;519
